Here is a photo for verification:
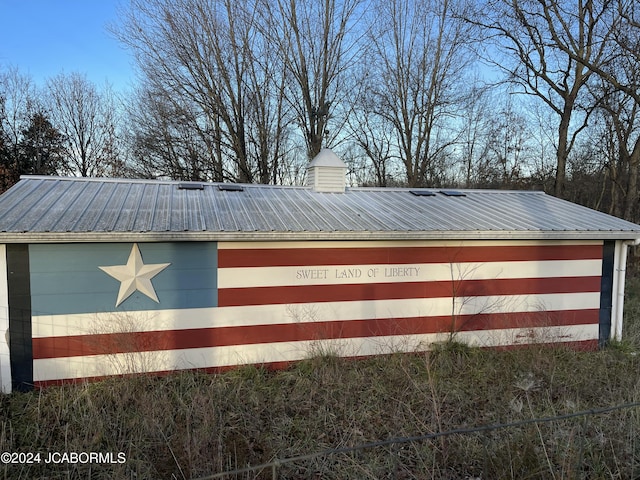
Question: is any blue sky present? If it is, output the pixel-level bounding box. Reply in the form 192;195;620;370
0;0;135;91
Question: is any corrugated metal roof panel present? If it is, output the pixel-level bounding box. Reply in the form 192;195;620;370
0;176;638;242
131;182;159;232
273;188;324;231
258;188;307;232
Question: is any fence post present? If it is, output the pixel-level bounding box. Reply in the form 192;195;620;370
391;441;399;478
574;415;589;476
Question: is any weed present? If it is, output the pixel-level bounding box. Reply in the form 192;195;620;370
11;345;640;478
1;277;640;478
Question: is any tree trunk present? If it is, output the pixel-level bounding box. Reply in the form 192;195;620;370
623;140;640;221
555;103;573;199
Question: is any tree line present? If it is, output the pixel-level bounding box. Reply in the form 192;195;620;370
1;0;639;221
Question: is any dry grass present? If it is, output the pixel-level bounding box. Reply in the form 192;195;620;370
2;345;639;479
2;286;640;479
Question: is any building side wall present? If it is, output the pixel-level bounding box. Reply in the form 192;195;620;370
27;239;604;386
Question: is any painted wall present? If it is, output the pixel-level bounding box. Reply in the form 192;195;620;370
216;239;604;354
28;242;216;386
7;239;606;388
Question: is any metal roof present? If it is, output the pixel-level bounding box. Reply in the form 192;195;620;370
0;175;639;243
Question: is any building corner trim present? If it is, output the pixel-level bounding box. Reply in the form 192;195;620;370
7;244;33;391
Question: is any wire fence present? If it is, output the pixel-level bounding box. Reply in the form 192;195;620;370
192;401;640;480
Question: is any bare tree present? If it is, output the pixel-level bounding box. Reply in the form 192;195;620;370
542;0;640;219
469;0;614;198
0;67;37;176
0;68;74;189
455;83;494;188
47;73;119;177
563;133;609;212
262;0;365;159
594;114;622;215
354;0;473;187
124;85;223;181
588;1;640;221
116;0;292;183
347;105;396;186
553;0;640;104
454;87;537;189
591;78;640;221
483;98;533;187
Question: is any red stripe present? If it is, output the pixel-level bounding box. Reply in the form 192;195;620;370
34;338;600;387
218;244;603;268
218;276;601;307
32;309;599;359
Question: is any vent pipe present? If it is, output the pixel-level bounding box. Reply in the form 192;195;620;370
307;148;347;193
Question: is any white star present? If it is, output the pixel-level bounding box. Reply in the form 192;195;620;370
99;243;171;307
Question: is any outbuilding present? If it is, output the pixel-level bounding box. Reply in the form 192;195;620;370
0;149;639;392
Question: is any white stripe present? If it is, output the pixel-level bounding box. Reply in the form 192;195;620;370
33;324;599;382
0;245;11;393
32;292;601;338
219;239;603;249
218;259;603;288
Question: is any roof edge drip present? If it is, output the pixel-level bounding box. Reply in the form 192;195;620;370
1;230;639;244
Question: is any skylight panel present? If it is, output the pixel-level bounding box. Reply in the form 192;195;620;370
439;190;466;197
218;184;244;192
178;183;205;190
409;189;436;197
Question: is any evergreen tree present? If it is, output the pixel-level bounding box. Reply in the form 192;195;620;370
18;111;68;176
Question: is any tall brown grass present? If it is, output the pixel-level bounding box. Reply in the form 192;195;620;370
2;283;640;479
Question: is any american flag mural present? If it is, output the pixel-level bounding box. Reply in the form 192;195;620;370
28;239;604;386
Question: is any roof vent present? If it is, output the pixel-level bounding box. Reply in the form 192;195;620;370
178;182;205;190
306;148;347;193
218;184;244;192
439;190;466;197
410;189;436;197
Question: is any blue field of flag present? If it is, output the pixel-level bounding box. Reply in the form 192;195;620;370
29;242;218;315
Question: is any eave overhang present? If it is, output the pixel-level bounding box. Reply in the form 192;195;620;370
0;230;639;244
